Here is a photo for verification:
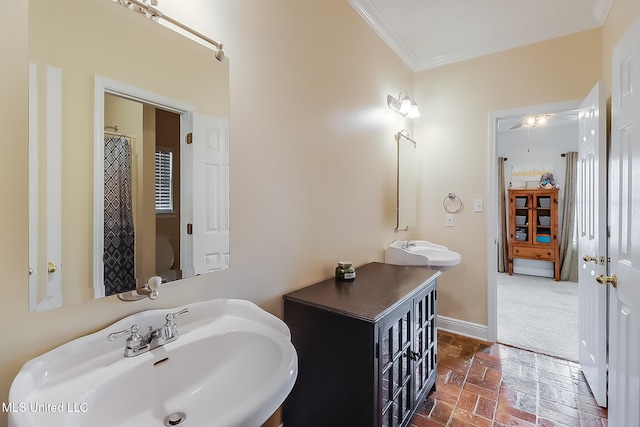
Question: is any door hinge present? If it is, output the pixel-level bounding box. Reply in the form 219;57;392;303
186;133;193;144
187;223;193;235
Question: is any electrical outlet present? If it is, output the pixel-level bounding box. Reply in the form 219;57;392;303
474;199;483;212
446;214;454;227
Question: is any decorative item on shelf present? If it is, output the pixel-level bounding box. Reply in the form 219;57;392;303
536;234;551;243
539;173;559;189
515;197;527;207
539;216;551;226
335;261;356;281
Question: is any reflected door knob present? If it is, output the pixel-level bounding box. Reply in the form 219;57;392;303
595;274;617;288
47;262;57;274
583;255;598;263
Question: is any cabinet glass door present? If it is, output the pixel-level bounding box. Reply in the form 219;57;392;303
513;194;531;243
414;287;437;403
534;194;553;244
380;305;412;427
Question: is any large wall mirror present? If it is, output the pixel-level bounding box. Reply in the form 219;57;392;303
28;0;230;312
395;131;417;232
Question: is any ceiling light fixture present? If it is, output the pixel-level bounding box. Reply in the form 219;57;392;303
521;114;551;128
387;91;420;119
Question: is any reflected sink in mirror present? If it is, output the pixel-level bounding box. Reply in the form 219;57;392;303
385;240;462;271
9;300;297;427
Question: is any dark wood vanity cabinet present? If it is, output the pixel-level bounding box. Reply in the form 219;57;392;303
282;262;439;427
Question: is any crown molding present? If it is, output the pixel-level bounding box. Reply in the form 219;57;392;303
592;0;613;24
350;0;611;72
348;0;419;70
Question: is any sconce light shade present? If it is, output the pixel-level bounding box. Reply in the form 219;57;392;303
387;91;420;119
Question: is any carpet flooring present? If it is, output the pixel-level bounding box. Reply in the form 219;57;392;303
497;272;578;362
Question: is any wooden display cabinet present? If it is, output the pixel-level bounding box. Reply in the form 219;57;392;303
507;188;560;281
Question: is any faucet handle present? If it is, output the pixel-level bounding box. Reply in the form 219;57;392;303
108;324;144;349
165;307;189;322
163;308;189;340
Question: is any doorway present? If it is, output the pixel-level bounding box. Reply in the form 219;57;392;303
103;94;183;293
487;100;581;360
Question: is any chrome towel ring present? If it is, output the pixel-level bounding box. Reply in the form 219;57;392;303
443;192;464;213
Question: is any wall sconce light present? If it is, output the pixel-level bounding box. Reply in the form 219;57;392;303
387;91;420;119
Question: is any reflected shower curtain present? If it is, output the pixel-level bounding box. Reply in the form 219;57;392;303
104;136;135;296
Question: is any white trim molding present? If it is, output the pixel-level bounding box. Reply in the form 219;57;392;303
438;315;489;342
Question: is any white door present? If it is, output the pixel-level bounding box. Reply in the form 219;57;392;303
577;81;607;407
190;112;230;275
608;16;640;427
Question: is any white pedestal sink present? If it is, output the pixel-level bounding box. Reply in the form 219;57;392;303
385;240;462;271
9;299;298;427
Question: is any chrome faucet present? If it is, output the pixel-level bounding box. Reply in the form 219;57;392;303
402;240;415;249
108;308;189;357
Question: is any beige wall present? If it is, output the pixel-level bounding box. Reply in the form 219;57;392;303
412;0;640;328
0;0;412;425
412;28;604;326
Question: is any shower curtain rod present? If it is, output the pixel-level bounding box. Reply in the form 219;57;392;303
104;130;136;141
118;0;226;60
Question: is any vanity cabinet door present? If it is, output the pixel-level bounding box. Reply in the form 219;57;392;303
379;301;413;427
413;283;438;405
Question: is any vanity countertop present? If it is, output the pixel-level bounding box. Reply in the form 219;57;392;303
283;262;440;322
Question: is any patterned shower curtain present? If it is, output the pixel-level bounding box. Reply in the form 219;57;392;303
104;136;135;296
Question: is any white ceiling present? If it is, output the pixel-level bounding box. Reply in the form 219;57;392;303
349;0;612;71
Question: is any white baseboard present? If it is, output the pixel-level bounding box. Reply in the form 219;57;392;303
437;315;490;342
513;266;554;278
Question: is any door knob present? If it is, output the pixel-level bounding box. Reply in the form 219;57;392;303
47;262;57;274
595;274;617;288
583;255;598;263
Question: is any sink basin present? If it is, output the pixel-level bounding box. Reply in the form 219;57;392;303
384;240;462;271
9;299;298;427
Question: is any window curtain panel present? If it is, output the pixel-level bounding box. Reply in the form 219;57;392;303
559;151;578;282
104;136;136;296
497;157;509;272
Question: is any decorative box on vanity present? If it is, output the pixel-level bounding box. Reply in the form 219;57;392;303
282;262;440;427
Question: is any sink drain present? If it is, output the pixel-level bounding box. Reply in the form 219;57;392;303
164;411;187;426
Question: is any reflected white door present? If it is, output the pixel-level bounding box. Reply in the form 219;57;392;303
608;16;640;426
190;112;230;275
28;63;63;312
577;81;607;407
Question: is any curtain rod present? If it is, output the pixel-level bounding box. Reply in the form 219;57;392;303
501;153;567;162
105;131;136;141
117;0;227;61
